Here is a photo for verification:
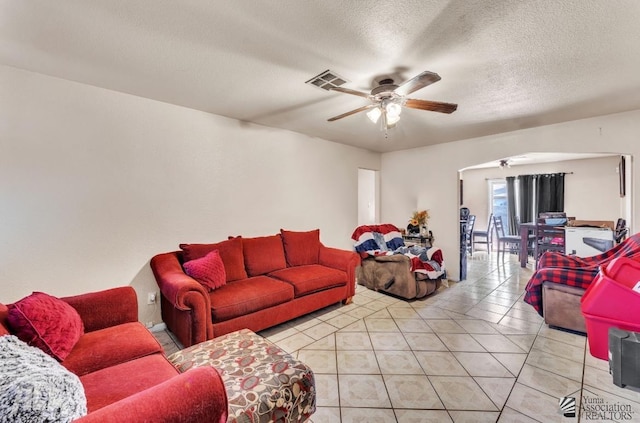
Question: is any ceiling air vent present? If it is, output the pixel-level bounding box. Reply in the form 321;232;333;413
305;70;348;91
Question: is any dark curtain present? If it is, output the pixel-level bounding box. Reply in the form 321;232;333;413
506;176;517;235
518;175;535;225
536;173;565;214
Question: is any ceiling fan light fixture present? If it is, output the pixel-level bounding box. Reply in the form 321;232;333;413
366;106;382;123
381;100;402;127
386;102;402;118
386;111;401;126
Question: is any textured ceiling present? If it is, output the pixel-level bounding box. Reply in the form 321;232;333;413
2;0;640;153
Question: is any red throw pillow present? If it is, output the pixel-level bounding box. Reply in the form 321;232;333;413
183;249;227;291
180;237;247;282
7;292;84;361
242;234;287;277
280;229;321;266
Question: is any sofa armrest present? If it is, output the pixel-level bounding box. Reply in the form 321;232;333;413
319;245;359;300
75;366;228;423
62;287;138;333
150;252;212;346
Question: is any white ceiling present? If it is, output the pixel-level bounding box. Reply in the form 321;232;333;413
2;1;640;153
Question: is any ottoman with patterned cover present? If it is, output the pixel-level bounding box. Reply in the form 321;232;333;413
168;329;316;423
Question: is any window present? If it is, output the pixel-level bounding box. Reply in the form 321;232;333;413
488;179;508;231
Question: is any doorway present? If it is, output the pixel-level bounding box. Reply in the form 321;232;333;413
358;168;379;225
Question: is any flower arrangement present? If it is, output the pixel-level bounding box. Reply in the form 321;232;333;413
407;210;430;234
409;210;430;227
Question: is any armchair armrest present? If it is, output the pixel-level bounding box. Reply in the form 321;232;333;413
372;254;410;264
76;366;228;423
62;287;138;333
150;252;212;347
319;245;359;301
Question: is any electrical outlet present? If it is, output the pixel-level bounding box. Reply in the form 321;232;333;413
147;292;157;305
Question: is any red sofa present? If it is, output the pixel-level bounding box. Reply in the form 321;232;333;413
151;230;359;347
0;287;228;423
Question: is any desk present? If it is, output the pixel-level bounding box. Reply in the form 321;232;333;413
519;222;537;267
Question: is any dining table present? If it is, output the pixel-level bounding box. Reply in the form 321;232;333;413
518;222;537;267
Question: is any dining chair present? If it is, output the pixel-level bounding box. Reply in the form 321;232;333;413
463;215;476;256
472;214;493;253
614;218;628;244
493;215;521;261
534;217;566;268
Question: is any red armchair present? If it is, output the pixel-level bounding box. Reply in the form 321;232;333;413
1;287;228;423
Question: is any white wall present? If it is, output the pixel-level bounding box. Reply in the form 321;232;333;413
382;111;638;280
462;156;623;233
3;63;637;315
0;66;380;324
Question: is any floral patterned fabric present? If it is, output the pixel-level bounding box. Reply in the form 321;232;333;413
168;329;315;423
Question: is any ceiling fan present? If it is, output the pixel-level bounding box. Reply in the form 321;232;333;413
327;70;457;130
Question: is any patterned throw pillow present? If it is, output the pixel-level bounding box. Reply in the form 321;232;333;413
180;237;247;282
183;249;227;291
8;292;84;361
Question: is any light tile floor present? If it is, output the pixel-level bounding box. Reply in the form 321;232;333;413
154;252;640;422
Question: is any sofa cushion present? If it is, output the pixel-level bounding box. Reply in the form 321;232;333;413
210;276;294;322
183;249;227;291
80;353;178;413
0;335;87;422
8;292;84;361
180;237;248;282
269;265;347;297
242;235;287;277
63;322;163;376
280;229;321;266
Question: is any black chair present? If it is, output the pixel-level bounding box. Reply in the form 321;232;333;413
463;215;476;256
615;218;628;244
534;217;566;268
472;214;493;253
493;215;521;261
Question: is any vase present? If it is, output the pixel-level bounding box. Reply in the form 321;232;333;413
407;224;419;235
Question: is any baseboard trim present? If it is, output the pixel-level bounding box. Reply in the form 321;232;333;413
149;322;167;333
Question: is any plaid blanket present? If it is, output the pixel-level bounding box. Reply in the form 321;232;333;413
524;233;640;315
538;232;640;269
351;224;445;280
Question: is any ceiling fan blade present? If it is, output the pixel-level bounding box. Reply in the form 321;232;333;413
327;104;376;122
329;86;370;98
404;98;458;114
394;71;441;96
